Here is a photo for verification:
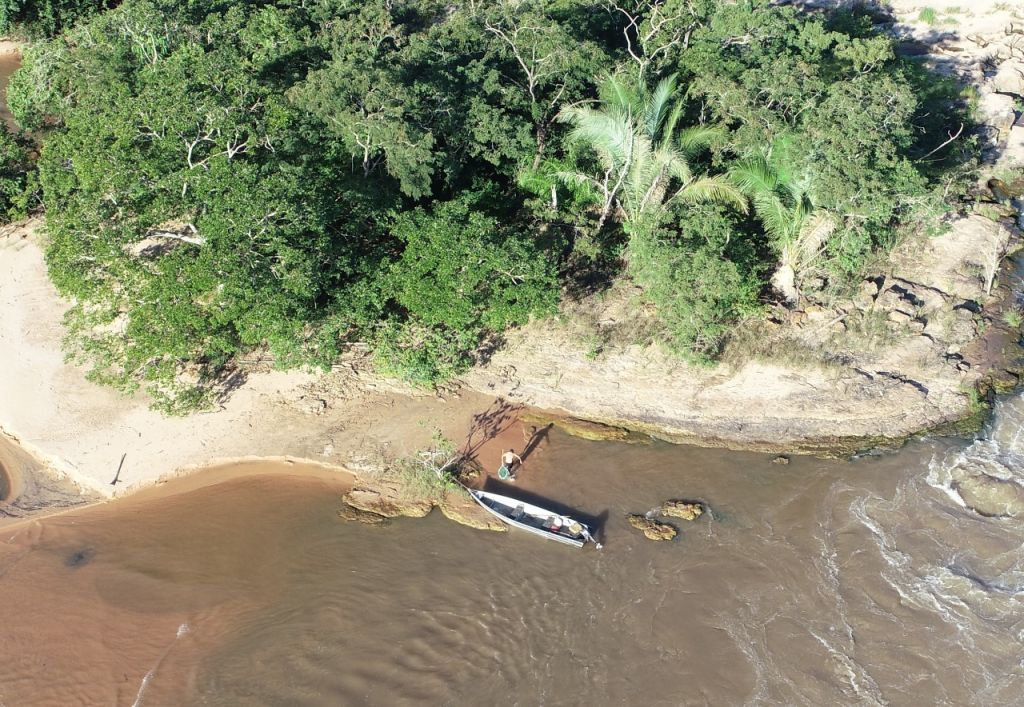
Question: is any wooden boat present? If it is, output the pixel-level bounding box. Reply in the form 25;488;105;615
469;489;601;549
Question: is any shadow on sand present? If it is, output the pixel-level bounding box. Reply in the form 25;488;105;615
459;398;524;460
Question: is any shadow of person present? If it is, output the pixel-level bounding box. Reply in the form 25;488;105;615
521;423;553;461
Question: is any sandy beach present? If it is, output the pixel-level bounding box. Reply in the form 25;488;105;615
1;0;1022;514
0;222;509;507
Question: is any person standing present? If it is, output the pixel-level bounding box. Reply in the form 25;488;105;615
498;449;523;481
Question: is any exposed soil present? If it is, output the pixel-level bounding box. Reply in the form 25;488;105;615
462;2;1024;454
2;0;1024;518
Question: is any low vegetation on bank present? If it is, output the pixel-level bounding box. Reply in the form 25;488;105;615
2;0;975;412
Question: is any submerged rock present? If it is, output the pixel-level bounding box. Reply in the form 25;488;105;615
438;490;507;532
64;547;96;568
658;500;704;521
342;487;433;519
953;475;1024;518
772;455;790;465
337;503;389;525
627;514;678;541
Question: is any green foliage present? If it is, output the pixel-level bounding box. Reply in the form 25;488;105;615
628;206;761;361
375;197;560;382
0;0;111;37
556;72;744;233
0;122;38;222
369;432;465;504
24;1;386;409
8;0;975;410
678;0;972;276
729;146;835;301
1002;307;1023;330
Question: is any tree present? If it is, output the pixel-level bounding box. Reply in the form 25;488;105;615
629;218;760;361
0;122;39;222
556;72;745;234
676;0;966;275
8;0;975;406
480;0;609;169
377;196;560;383
729;150;835;305
296;2;436;199
0;0;111;37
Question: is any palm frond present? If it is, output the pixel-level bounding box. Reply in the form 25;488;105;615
661;100;685;147
791;190;812;224
660;145;693;184
752;192;793;244
729;156;779;196
559;106;634;171
673;175;749;214
554;169;597;188
552;170;602;204
645;73;678;140
676;124;726;155
599;73;640;115
793;210;837;269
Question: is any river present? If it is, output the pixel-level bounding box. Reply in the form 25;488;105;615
0;50;20;129
1;395;1022;706
1;46;1022;706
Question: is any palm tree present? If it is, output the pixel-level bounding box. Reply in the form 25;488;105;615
554;73;745;233
729;153;836;305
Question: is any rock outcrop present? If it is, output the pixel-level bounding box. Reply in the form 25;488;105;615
462;3;1024;455
438;491;508;532
627;515;678;541
337;502;389;525
342;486;433;519
659;501;704;521
340;473;506;532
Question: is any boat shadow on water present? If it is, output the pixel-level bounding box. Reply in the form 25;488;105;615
480;478;610;545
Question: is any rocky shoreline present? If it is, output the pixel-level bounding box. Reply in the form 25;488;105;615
2;0;1024;522
461;1;1024;455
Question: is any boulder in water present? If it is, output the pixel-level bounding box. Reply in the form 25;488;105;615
438;490;507;532
342;487;433;518
627;514;678;541
659;500;704;521
337;502;389;525
953;475;1024;518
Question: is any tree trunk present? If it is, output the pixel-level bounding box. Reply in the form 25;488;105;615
771;263;799;307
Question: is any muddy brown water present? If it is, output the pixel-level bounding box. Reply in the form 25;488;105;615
0;53;1021;706
0;52;20;128
0;461;9;502
1;395;1023;706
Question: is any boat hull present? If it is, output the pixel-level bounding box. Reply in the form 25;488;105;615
469;490;591;548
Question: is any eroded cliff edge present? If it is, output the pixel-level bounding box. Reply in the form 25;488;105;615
463;3;1024;453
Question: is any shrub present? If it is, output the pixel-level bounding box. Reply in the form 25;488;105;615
377;197;560;383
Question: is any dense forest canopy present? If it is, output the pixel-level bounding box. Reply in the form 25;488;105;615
4;0;974;412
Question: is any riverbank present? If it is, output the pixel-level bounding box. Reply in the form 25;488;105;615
2;0;1024;516
466;0;1024;452
2;219;540;528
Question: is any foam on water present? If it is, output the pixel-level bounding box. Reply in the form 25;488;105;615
839;392;1024;704
132;623;191;707
928;395;1024;513
3;415;1024;705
